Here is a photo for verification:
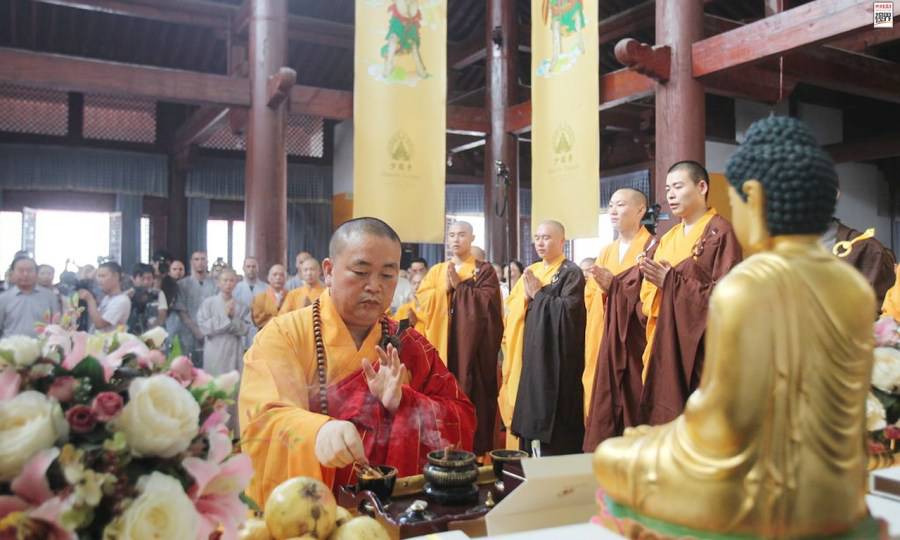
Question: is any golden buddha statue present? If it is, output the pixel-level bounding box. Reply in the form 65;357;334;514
593;117;882;539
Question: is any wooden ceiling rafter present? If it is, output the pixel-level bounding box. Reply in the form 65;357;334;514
692;0;900;78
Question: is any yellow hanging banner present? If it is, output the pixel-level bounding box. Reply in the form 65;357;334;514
531;0;600;238
353;0;447;243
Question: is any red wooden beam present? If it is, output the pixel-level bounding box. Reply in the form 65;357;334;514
0;47;249;106
506;69;656;134
173;106;230;152
614;39;671;82
826;134;900;163
34;0;231;28
693;0;899;77
826;24;900;53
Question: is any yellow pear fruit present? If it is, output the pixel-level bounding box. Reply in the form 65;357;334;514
264;477;337;540
328;516;390;540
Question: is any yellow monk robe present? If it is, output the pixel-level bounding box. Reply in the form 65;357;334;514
280;284;325;315
415;255;477;362
639;208;717;380
498;254;565;449
239;289;475;506
251;289;285;329
882;266;900;320
394;301;426;333
582;226;652;416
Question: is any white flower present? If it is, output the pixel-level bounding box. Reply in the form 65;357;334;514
866;392;887;431
139;327;168;349
214;371;240;395
115;472;198;540
872;347;900;394
0;391;69;481
0;336;42;368
113;375;200;458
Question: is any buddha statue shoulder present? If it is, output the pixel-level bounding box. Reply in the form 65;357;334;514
592;117;883;539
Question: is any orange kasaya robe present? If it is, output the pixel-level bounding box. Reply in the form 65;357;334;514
393;301;426;333
582;226;652;417
239;289;476;506
639;208;718;380
498;254;566;450
251;289;286;329
882;266;900;321
279;285;325;315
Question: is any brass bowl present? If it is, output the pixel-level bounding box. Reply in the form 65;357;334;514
426;449;476;468
356;465;398;502
488;449;528;479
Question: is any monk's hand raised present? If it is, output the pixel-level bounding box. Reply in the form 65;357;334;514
447;264;462;290
640;258;671;288
362;344;406;413
315;420;367;469
590;266;614;291
523;270;542;299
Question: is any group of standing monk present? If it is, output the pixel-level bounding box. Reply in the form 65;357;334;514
237;160;895;507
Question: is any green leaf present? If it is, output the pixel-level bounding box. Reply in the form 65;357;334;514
0;350;13;364
240;492;261;514
72;356;106;389
168;335;183;365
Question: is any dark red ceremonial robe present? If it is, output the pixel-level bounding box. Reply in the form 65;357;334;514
447;261;504;455
640;215;742;426
583;239;657;452
836;222;896;313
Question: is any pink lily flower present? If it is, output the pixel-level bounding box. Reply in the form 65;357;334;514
0;368;21;402
0;448;76;540
182;418;252;540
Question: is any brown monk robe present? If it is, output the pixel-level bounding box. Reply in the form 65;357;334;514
821;219;896;311
637;161;742;427
581;191;654;450
415;221;504;455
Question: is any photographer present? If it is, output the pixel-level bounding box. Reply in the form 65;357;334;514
78;261;131;332
127;263;158;334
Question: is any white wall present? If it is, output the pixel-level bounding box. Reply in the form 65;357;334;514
835;162;892;246
333;120;353;196
705;140;738;173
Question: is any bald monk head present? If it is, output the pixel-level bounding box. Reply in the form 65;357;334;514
534;220;566;262
268;264;287;292
409;270;424;293
580;257;595;279
301;258;322;286
324;217;402;337
448;221;475;260
472;246;486;261
666;160;710;224
609;188;647;238
294;251;312;274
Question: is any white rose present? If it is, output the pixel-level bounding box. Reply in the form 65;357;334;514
139;327;168;349
872;347;900;394
0;336;42;368
116;472;198;540
113;375;200;458
866;392;887;432
214;371;240;395
0;391;69;481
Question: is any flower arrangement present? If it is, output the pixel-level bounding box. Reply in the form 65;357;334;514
0;325;252;540
866;317;900;464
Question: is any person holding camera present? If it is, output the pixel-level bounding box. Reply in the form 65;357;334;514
127;263;158;335
78;261;131;332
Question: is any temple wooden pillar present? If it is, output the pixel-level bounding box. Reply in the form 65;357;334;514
654;0;705;232
484;0;519;263
167;156;188;261
244;0;289;271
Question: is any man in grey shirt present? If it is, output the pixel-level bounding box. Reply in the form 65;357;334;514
176;251;217;366
233;257;267;349
79;261;131;332
0;256;60;337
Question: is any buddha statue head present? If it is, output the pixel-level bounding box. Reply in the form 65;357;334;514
724;116;839;255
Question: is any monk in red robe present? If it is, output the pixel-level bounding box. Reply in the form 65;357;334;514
239;218;475;506
821;218;895;312
637;161;742;426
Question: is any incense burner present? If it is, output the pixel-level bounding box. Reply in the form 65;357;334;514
423;449;479;505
